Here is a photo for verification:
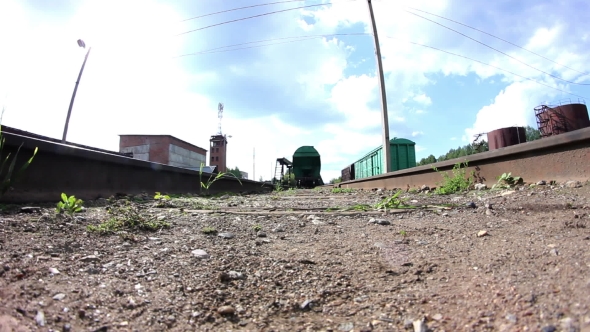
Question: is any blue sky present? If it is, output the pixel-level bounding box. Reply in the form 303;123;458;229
1;0;589;182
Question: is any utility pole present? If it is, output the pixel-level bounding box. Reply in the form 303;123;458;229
253;147;255;181
366;0;391;173
63;40;91;143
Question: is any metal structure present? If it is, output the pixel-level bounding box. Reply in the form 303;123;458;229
334;126;590;191
217;103;224;135
472;133;488;153
352;138;417;180
535;101;590;138
366;0;391;174
487;126;526;150
62;39;91;143
273;157;293;186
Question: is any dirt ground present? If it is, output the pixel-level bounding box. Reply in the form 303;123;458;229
1;181;590;332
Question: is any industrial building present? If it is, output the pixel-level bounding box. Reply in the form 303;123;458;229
119;135;207;169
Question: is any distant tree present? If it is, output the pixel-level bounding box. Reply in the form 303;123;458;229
434;141;489;163
227;167;242;179
329;177;342;184
525;125;542;142
417;154;437;166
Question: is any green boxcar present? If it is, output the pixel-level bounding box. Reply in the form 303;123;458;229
353;138;416;179
292;146;324;187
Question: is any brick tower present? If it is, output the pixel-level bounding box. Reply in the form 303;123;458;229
209;134;228;173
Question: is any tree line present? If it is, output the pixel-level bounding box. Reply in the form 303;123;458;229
417;125;542;166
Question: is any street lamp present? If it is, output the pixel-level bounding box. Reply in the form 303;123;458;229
62;39;91;143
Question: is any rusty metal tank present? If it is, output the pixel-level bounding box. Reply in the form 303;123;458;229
487;126;527;150
535;103;590;137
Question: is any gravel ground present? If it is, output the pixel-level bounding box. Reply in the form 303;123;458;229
1;181;590;332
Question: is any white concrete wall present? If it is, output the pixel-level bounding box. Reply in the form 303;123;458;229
168;144;206;168
121;144;150;161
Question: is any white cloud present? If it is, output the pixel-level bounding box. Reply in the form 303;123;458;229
411;131;424;137
413;94;432;106
463;80;561;142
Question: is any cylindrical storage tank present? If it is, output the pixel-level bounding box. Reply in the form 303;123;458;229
487;126;527;150
536;103;590;137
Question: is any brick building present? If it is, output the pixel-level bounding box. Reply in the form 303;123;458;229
209;134;228;173
119;135;207;169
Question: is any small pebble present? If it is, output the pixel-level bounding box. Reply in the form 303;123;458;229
218;306;235;315
477;230;488;237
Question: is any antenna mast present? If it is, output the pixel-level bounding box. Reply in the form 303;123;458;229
217;102;224;135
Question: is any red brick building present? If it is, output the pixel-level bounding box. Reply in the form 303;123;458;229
209;134;228;173
119;135;207;169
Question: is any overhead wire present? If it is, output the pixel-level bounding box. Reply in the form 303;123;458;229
174;33;371;58
171;0;587;98
385;36;588;100
178;0;307;22
403;9;590;86
175;1;354;36
404;6;590;77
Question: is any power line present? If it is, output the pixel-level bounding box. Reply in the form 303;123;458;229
179;0;307;22
173;31;586;99
174;33;371;58
405;6;590;77
176;1;353;36
404;10;590;86
385;36;588;100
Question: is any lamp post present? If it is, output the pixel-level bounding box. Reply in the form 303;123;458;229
62;39;91;143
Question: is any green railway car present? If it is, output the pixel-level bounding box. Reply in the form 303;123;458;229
354;138;416;179
292;146;324;188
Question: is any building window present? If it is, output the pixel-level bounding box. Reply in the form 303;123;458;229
216;147;219;153
216;156;219;161
211;156;214;162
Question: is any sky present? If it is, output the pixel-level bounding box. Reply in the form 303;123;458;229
1;0;589;182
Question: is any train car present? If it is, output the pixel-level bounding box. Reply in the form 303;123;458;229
341;163;355;182
292;146;324;188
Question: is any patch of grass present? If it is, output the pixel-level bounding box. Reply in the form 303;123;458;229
86;201;170;234
325;207;340;211
252;224;262;232
345;204;372;211
201;226;217;234
399;230;407;237
432;161;474;195
331;188;355;194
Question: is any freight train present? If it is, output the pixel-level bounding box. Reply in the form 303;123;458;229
292;146;324;188
341;138;417;182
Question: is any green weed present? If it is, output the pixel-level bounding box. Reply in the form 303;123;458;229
331;188;355;194
345;204;372;211
432;161;473;195
199;163;242;195
86;201;170;234
492;172;523;190
56;193;84;215
374;190;412;209
252;224;262;232
201;226;217;234
0;117;39;197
